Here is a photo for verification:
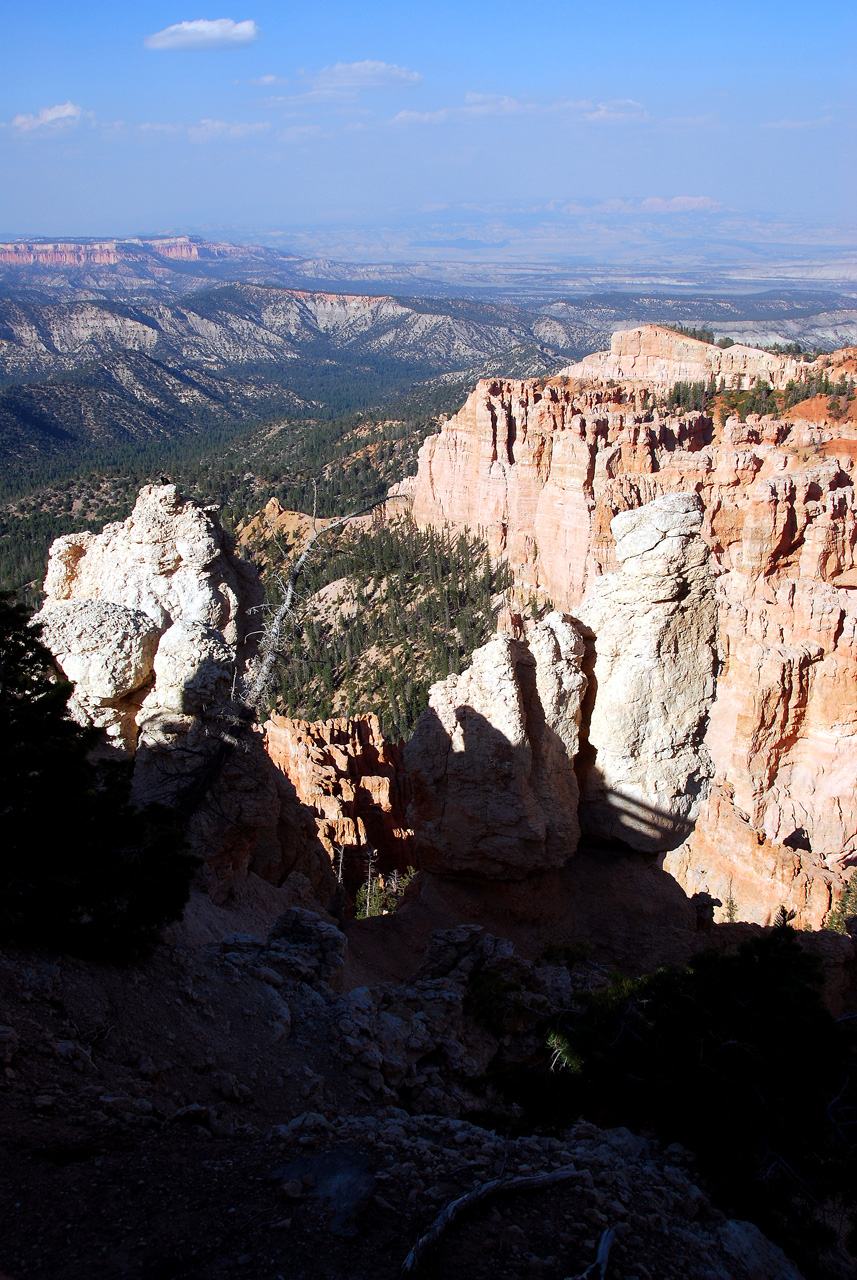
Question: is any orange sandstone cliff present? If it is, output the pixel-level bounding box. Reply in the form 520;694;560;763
410;326;857;926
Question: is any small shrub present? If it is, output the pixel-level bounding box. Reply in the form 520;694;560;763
354;866;417;918
826;875;857;934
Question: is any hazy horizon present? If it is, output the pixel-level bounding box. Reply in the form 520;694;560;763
2;0;854;268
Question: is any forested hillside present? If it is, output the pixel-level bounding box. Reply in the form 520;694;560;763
257;518;516;739
0;285;586;494
0;379;468;601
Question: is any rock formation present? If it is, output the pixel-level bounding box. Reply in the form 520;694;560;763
404;612;587;878
35;485;340;904
37;482;261;754
410;326;857;924
576;493;718;852
264;714;414;888
561;323;809;390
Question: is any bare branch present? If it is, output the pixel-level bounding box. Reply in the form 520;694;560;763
400;1165;592;1276
242;492;405;713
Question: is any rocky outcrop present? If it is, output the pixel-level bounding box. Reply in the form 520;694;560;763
404;612;587;878
561;324;809;390
264;714;414;888
410;332;857;924
34;485;338;904
35;599;161;748
577;494;718;852
37;483;262;754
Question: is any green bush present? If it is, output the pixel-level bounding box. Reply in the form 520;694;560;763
354;866;417;918
826;876;857;934
0;594;197;960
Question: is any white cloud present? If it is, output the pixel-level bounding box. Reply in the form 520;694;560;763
138;118;270;141
144;18;260;50
392;94;649;127
280;124;321;142
392;95;538;125
275;60;422;105
313;60;421;92
11;101;84;131
760;116;833;129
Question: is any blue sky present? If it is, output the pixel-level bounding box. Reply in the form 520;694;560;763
1;0;854;261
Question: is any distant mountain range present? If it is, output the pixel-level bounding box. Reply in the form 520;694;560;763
2;232;856;349
0;283;588;488
2;236;856;494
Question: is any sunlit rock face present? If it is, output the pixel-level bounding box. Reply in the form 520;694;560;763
410;329;857;924
264;713;414;887
404;612;587;879
35;485;327;904
37;483;261;754
575;493;718;854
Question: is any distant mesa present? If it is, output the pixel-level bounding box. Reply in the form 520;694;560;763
0;235;259;267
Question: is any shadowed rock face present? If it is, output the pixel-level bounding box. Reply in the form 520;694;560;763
576;493;718;853
404;612;587;879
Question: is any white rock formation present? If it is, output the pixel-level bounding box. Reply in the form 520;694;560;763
36;483;261;754
561;324;808;391
404;612;587;878
36;599;161;748
576;492;718;852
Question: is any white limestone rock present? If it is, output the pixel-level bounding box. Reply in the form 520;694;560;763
143;620;235;717
37;483;262;754
42;483;253;641
36;599;159;701
576;492;718;852
35;599;161;751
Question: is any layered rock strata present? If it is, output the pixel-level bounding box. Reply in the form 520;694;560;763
410;327;857;924
404;612;587;878
264;714;414;888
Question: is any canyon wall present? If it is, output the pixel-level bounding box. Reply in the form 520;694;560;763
411;326;857;925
